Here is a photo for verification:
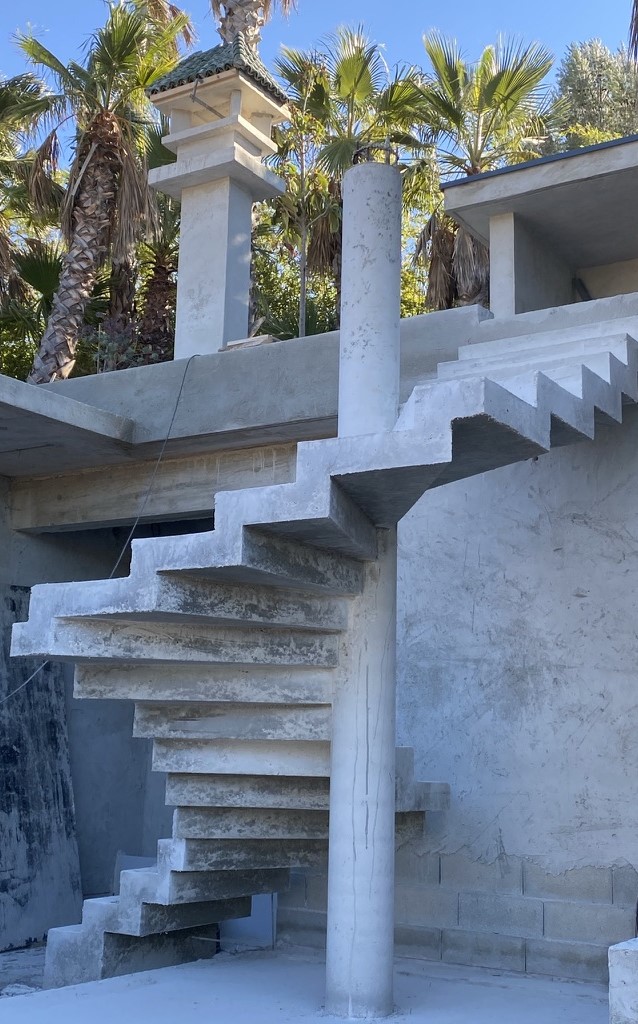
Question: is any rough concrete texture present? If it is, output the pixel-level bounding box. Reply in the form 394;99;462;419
13;307;638;994
338;162;401;437
0;945;45;996
0;952;608;1024
0;587;81;951
397;406;638;874
41;305;491;460
610;939;638;1023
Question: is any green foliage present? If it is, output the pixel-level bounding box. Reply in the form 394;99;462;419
253;221;338;340
554;40;638;145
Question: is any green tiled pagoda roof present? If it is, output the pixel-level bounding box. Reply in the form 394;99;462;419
148;34;287;105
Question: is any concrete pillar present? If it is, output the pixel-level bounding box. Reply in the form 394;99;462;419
489;212;516;319
609;939;638;1023
175;179;253;358
148;68;286;360
325;528;397;1019
338;162;402;437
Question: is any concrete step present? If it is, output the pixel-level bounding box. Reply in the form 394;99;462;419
12;576;349;635
31;618;340;668
81;892;250;938
119;863;290;907
130;526;368;595
89;578;348;632
165;772;450;814
75;663;334;705
457;314;638;362
161;836;327;873
43;920;221;988
173;806;329;841
171;808;424;842
210;474;379;561
438;332;636;382
152;738;331;777
134;702;331;742
165;772;331;810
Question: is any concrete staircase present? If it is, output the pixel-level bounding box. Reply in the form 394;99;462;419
13;317;638;987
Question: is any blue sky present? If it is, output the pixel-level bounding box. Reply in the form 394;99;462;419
0;0;632;81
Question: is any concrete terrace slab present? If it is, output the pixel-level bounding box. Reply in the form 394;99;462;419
0;951;608;1024
442;135;638;267
0;374;142;477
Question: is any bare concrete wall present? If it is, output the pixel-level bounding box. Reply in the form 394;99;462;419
513;218;573;314
579;258;638;300
0;585;81;950
392;406;638;971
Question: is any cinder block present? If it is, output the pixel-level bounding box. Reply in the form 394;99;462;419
440;853;522;894
442;928;525;972
395;884;458;928
526;938;608;984
610;939;638;1024
543;900;636;946
459;892;543;938
395;924;442;962
524;861;612;904
276;906;326;950
277;871;327;912
613;866;638;907
395;839;440;885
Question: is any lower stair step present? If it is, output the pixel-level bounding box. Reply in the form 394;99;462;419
165;837;327;872
134;701;331;742
121;863;291;906
44;922;221;989
75;663;334;705
153;738;331;776
81;893;251;938
173;806;329;840
165;773;330;810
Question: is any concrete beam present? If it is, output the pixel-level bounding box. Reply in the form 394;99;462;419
9;443;296;533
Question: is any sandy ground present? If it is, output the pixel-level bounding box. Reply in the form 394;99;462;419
0;948;609;1023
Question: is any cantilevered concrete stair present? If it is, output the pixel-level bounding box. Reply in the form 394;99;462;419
13;316;638;986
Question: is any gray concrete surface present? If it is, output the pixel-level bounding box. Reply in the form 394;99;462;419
0;944;45;996
443;134;638;267
0;951;608;1022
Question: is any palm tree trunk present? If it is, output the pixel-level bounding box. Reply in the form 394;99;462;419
137;258;176;362
27;145;116;384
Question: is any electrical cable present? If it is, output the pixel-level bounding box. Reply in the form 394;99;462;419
0;354;199;708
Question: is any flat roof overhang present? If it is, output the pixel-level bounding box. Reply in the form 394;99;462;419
442;134;638;268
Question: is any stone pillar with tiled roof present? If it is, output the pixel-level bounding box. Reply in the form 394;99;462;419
148;34;287;358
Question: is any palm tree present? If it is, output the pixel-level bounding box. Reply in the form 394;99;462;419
211;1;296;48
20;2;189;384
413;34;557;309
272;28;424;327
0;74;55;297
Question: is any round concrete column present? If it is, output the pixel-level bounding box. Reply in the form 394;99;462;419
338;161;402;438
325;528;397;1018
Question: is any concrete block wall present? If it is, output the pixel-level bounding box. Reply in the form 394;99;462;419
277;849;637;982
